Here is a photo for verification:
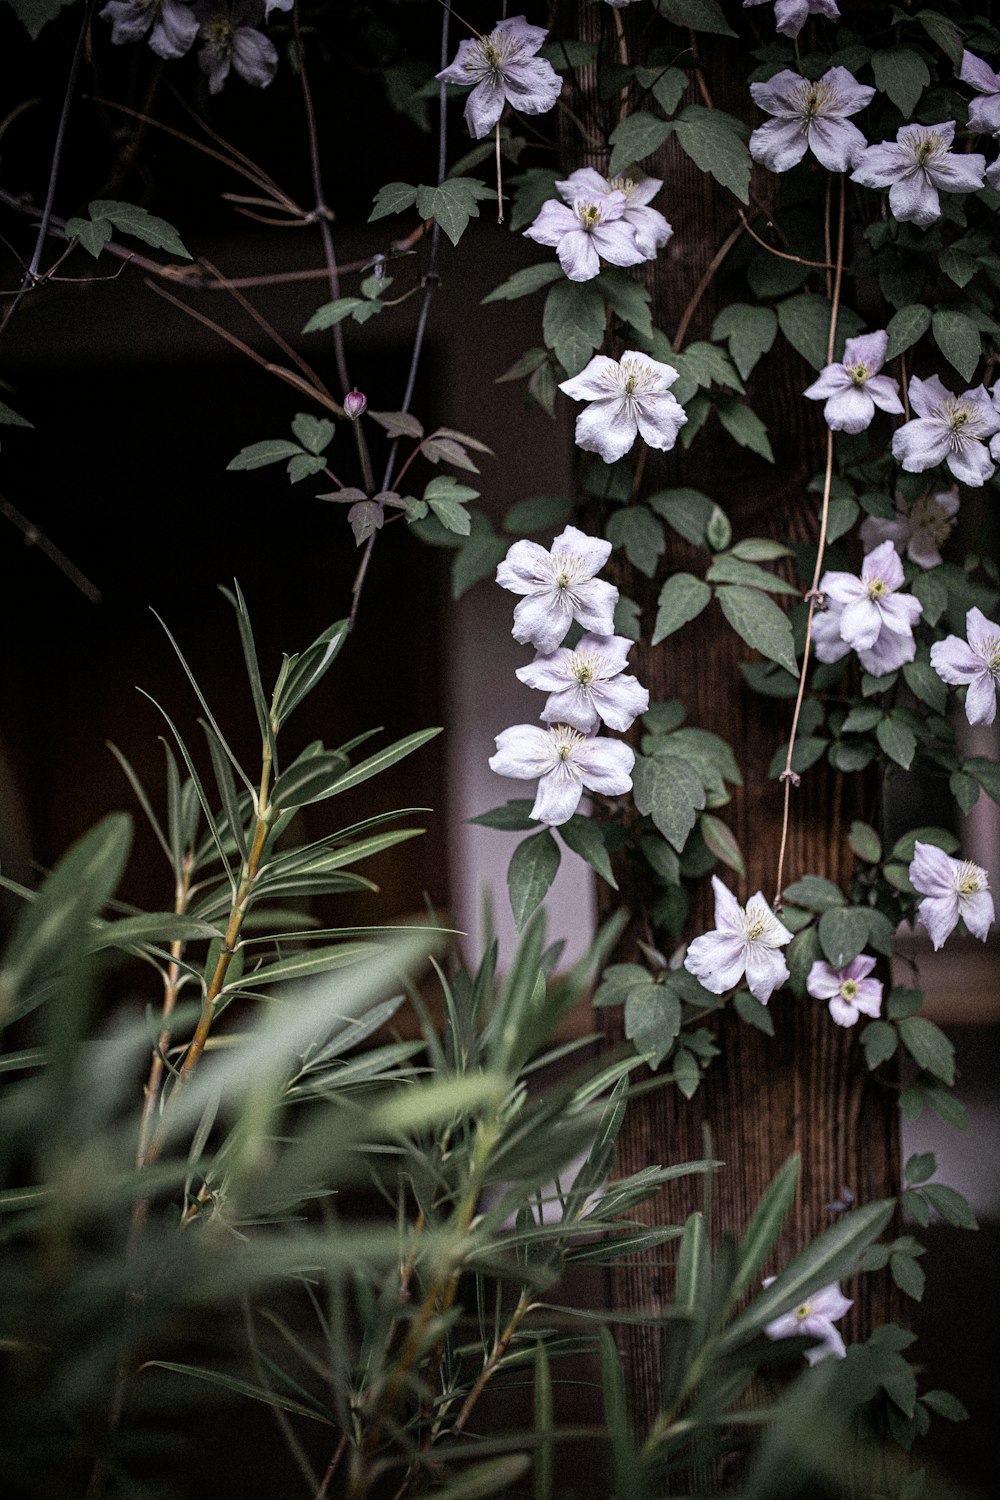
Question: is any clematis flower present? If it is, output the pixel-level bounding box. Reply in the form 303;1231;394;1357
851;121;986;227
683;875;792;1003
488;723;634;826
436;15;561;140
748;67;874;174
892;376;999;487
806;955;883;1027
99;0;199;58
909;842;995;949
930;608;1000;726
515;633;649;733
988;156;1000;192
524;194;646;282
814;540;922;677
496;526;618;654
859;487;959;570
196;1;277;92
555;168;672;260
960;51;1000;136
743;0;840;38
803;330;903;433
559;351;687;464
763;1279;852;1364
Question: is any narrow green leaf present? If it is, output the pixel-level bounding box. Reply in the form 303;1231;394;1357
323;727;442;800
141;1362;334;1423
508;830;561;931
731;1155;800;1304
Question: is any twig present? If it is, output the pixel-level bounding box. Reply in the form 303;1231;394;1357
0;0;98;341
736;209;835;271
0;489;102;603
672;223;743;351
774;175;846;906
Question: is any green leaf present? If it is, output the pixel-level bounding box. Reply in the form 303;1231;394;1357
818;907;870;969
876;714;917;770
368;409;423;439
922;1390;970;1421
964;756;1000;808
916;8;964;68
891;1251;925;1301
939;247;978;288
543;280;606;375
729;538;792;563
777;293;864;369
931;310;981;383
716;585;797;675
452;517;508;599
88;199;191;258
558;816;618;889
871;49;930;116
782;876;845;911
65;215;112;258
903;658;947;714
467;800;536;830
885;303;932;360
672;106;751;202
731;1154;800;1303
890;825;959;861
699;814;745;877
8;0;76;39
508;830;561;931
861;1019;898;1070
904;1151;936;1185
721;1199;895;1350
921;1182;978;1229
647;486;717;546
706;556;797;595
502;495;571;534
656;0;736;34
0;397;33;427
632;753;706;852
269;750;351;812
625;981;681;1065
849;820;882;863
287;453;327;483
634;64;689;116
734;989;774;1036
482;262;565;303
607;111;673;177
911;568;948;625
323;728;442;800
368;181;418;220
143;1363;334;1424
606;507;664;577
841;704;882;733
950;770;981;816
227;439;304;471
236;941;379;990
430;1458;533;1500
424;474;478;504
711;304;778;381
601;268;654;340
898;1016;955;1085
415;178;494;246
713;397;774;462
291;413;335;455
427;496;472;535
787;926;821;998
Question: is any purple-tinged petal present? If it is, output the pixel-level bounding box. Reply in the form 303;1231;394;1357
819;570;866;606
961;888;995;941
489;724;556;780
749;118;810;173
822;384;876;433
570;578;620;638
865;375;904;414
931;635;982;686
888;172;941;227
964;674;998;726
809;117;868;172
684;931;748;994
573;736;635;794
744;946;790;1003
531;766;584;825
960;49;1000;95
892;417;951;472
511;593;572;653
556;230;602;281
574;400;639;463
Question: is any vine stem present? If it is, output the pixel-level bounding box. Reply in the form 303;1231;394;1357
773;174;845;907
0;0;98;342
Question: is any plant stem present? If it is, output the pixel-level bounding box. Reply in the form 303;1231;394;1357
773;175;845;906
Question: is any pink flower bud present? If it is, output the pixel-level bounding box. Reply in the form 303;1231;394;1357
344;389;367;420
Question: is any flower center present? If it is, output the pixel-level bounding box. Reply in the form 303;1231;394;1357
912;129;944;167
979;633;1000;671
840;979;858;1000
909;492;957;548
791;79;834;122
607;174;637;203
473;27;522;74
571;649;603;687
794;1303;812;1321
576;201;603;230
205;16;233;44
866;576;888;599
549;724;585;763
549;551;590;595
617;356;654;398
743;901;775;943
957;861;987;897
847;362;870;386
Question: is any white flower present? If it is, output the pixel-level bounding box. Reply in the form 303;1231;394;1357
683;875;792;1002
555;168;672;259
763;1279;853;1364
814;540;922;677
515;632;649;733
852;121;986;227
803;330;903;433
892;376;999;488
743;0;840;38
496;526;618;654
859;487;959;570
960;50;1000;136
749;67;874;174
559;351;687;464
488;723;634;826
524;193;646;282
806;955;883;1027
909;842;995;950
931;607;1000;726
436;15;562;140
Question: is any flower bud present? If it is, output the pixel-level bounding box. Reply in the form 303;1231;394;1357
344;389;367;421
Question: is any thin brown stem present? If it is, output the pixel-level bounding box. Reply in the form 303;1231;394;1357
314;1435;349;1500
0;490;102;602
449;1290;532;1437
135;859;194;1173
199;257;336;404
736;210;835;271
672;223;743;351
773;176;845;905
495;122;504;224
